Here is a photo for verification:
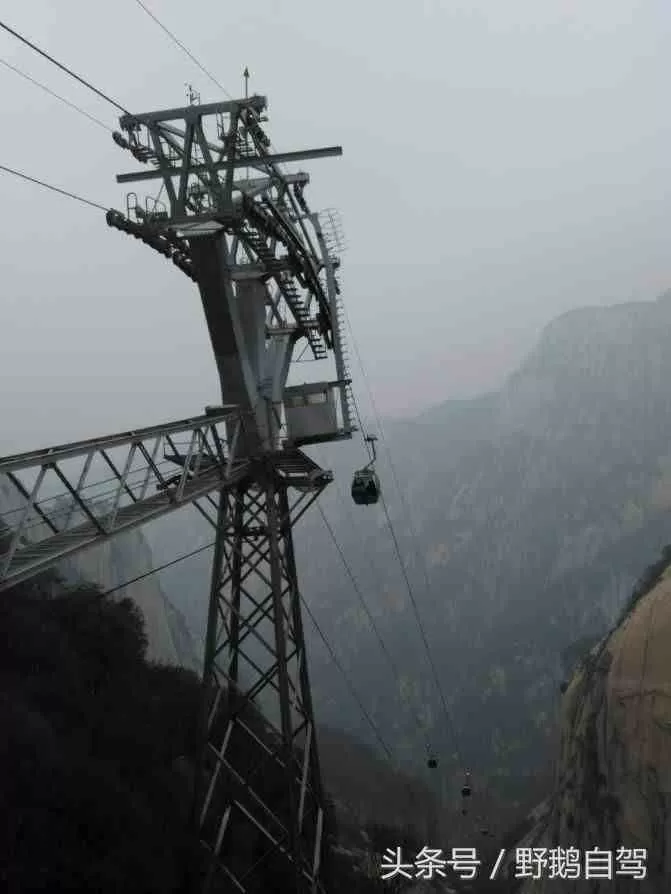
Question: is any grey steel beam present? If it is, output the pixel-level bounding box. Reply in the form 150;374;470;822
197;473;329;893
0;411;236;473
0;410;250;592
0;465;248;592
119;95;267;128
116;146;343;184
0;417;332;594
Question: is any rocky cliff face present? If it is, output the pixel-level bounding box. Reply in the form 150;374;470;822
507;548;671;893
0;477;199;671
291;290;671;795
125;290;671;818
58;528;201;671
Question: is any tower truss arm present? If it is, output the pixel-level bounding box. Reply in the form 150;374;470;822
110;94;354;455
0;409;249;591
0;410;334;594
116;145;342;185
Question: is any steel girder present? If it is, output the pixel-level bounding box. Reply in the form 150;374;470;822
0;93;352;893
196;467;329;893
109;95;351;417
0;411;335;892
0;409;248;592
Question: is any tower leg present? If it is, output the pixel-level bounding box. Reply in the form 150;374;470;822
196;469;328;893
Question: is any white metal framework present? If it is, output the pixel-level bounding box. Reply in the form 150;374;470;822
111;93;354;452
0;409;247;590
0;93;352;893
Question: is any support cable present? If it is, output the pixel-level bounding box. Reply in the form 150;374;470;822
0;163;108;211
297;587;394;762
98;540;216;598
131;0;233;99
378;492;463;763
347;310;507;822
94;535;395;762
344;306;465;768
0;56;112;131
317;502;432;747
0;20;130;114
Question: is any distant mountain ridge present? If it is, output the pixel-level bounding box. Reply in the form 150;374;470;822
141;290;671;823
292;290;671;798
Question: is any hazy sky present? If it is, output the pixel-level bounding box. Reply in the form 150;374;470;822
1;0;670;454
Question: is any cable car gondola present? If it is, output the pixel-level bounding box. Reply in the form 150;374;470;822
460;771;474;816
351;435;381;506
351;468;381;505
426;745;438;770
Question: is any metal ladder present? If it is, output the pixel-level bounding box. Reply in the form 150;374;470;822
244;228;328;360
334;290;355;423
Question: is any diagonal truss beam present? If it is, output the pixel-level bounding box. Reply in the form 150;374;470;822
196;467;329;893
0;408;336;893
112;95;352;395
0;409;250;592
0;410;334;595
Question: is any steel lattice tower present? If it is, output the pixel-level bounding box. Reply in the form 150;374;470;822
198;473;328;892
0;93;353;892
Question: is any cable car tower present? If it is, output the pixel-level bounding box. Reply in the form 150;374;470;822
0;92;354;892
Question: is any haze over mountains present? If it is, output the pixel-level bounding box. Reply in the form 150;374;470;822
18;287;671;836
146;289;671;817
6;289;671;888
313;291;671;783
0;482;201;672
